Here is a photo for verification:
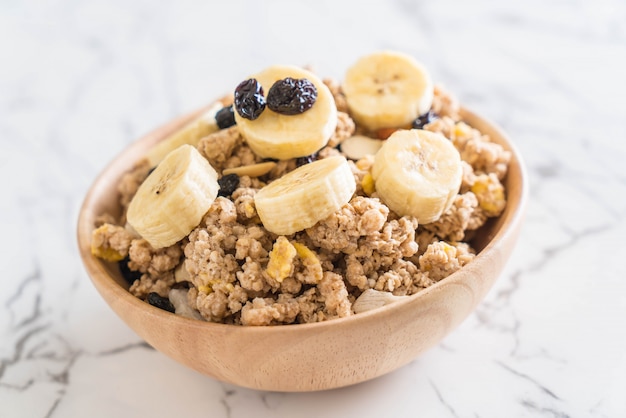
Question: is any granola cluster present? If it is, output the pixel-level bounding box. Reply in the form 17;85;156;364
92;83;510;325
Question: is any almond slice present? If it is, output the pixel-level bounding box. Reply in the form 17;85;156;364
352;289;408;314
340;135;384;160
222;161;277;178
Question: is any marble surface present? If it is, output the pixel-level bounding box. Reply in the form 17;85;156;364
2;0;626;416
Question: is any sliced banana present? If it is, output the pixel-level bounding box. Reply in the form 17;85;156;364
372;129;462;224
342;51;434;131
127;144;219;249
254;156;356;235
145;102;223;167
234;65;337;160
340;135;384;160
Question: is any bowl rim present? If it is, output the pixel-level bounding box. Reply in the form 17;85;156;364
77;105;528;335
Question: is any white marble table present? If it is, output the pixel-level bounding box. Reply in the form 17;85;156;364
2;0;625;416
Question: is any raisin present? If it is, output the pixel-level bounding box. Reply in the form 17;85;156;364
215;105;236;129
266;78;317;115
411;110;437;129
234;79;266;120
217;173;240;197
295;153;318;167
118;257;141;285
147;292;175;313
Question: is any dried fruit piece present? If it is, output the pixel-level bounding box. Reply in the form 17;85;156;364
91;224;126;262
412;110;436;129
361;172;375;196
147;292;175;313
375;127;399;140
118;257;141;285
233;65;337;160
215;105;236;129
471;173;506;216
234;79;266;120
266;236;297;283
292;242;323;283
295;153;317;167
267;77;317;115
217;173;240;197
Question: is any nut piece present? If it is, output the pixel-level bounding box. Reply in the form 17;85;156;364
340;135;383;161
352;289;409;314
174;262;190;283
222;161;277;178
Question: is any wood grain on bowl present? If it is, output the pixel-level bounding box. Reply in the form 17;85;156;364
77;106;527;392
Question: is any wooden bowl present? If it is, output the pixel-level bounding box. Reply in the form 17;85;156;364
77;106;527;392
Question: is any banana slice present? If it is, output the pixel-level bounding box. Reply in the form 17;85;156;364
127;144;219;248
342;51;434;131
145;102;223;167
234;65;337;160
254;156;356;235
371;129;462;224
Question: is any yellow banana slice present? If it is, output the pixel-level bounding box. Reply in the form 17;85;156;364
127;144;219;248
342;51;434;131
234;65;337;160
371;129;462;224
145;102;223;167
254;156;356;235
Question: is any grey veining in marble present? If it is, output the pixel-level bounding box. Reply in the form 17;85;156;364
2;0;626;417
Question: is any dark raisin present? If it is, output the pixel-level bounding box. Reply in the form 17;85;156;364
411;110;437;129
234;79;266;120
217;173;240;197
215;105;236;129
172;281;190;289
147;292;175;313
266;78;317;115
118;257;141;285
295;153;318;167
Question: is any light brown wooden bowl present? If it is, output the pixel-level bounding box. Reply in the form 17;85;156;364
77;106;527;392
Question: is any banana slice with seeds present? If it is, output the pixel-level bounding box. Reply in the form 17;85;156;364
127;144;219;249
342;51;434;131
145;102;223;167
372;129;462;224
234;65;337;160
254;156;356;235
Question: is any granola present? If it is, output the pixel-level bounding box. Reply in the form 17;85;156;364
91;55;510;326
